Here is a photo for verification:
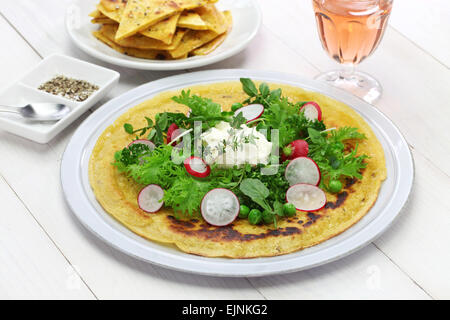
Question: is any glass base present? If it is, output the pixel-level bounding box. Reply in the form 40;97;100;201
315;70;382;104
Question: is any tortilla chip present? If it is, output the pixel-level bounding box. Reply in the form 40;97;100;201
89;10;117;23
115;0;179;41
194;4;227;34
116;0;210;41
93;30;172;60
177;12;209;30
89;10;103;18
100;24;186;50
91;17;118;24
100;0;127;11
99;3;179;44
140;12;181;44
97;3;123;22
168;23;226;58
191;11;231;55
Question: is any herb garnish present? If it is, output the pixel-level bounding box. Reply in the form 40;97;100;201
307;127;368;192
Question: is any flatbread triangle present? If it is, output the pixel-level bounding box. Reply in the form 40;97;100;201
115;0;210;41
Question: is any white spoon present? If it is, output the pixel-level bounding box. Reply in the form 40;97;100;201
0;103;70;121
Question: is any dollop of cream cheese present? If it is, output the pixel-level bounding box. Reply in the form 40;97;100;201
201;122;273;167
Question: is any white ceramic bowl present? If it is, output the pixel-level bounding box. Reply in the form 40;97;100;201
65;0;262;70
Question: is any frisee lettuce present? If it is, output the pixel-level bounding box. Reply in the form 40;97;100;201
307;127;368;191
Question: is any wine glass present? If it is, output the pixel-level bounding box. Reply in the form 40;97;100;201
312;0;393;103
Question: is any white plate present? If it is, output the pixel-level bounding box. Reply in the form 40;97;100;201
61;69;414;277
65;0;261;70
0;54;119;144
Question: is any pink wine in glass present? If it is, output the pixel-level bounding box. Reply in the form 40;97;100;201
312;0;393;103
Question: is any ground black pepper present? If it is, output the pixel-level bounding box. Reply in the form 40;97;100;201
38;75;99;102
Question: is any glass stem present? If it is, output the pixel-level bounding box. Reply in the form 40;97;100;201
342;64;356;79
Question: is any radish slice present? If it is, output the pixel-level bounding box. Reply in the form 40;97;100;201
300;102;322;121
137;184;164;213
128;139;155;150
169;128;186;148
166;123;179;144
201;188;240;226
168;128;193;147
285;157;321;186
184;156;211;178
286;184;326;212
234;104;264;123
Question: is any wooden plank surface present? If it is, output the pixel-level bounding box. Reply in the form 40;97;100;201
389;0;450;68
0;175;95;299
0;0;449;300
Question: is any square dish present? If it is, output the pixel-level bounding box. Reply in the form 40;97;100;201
0;53;119;144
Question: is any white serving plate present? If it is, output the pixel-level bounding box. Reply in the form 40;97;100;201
61;69;414;277
65;0;261;70
0;54;119;144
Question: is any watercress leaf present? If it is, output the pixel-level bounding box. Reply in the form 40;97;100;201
240;78;258;97
240;178;270;200
124;123;134;134
153;124;164;145
145;117;154;127
259;83;270;98
307;128;324;143
140;128;147;136
269;88;282;101
147;128;156;140
273;200;284;216
157;112;168;131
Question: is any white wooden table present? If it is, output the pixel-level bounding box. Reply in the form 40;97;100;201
0;0;449;300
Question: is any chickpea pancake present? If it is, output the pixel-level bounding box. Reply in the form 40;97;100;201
89;82;386;258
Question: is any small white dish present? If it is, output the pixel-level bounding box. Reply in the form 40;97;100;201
65;0;261;71
0;53;119;144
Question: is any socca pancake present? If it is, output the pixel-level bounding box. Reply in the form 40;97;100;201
89;82;386;258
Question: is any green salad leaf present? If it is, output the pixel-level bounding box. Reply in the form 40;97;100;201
172;90;222;118
239;178;270;209
114;144;185;189
308;127;368;192
113;143;153;169
240;78;325;146
164;175;212;217
112;79;371;224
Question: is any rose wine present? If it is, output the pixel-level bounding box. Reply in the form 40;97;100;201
313;0;393;65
